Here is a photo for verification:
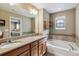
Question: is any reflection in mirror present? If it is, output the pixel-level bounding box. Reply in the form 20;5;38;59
22;17;35;36
11;21;20;31
0;3;37;39
10;17;21;37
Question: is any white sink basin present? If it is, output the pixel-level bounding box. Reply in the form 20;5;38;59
0;42;21;48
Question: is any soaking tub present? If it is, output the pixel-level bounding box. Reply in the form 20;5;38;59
47;40;79;56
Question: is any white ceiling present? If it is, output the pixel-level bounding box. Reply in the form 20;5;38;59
0;3;78;16
0;3;35;18
32;3;78;13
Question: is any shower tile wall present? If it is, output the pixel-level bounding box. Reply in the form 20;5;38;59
49;35;75;42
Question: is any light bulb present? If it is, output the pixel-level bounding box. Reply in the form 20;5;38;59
30;9;33;14
32;9;35;14
30;8;37;15
34;10;37;15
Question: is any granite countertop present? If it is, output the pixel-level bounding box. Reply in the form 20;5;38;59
0;35;45;55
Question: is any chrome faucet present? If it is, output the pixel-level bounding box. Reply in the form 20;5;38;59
6;38;12;43
3;29;13;43
6;37;15;43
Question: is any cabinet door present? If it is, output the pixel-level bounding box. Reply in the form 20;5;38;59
19;50;30;56
39;44;43;56
42;42;47;55
31;45;38;56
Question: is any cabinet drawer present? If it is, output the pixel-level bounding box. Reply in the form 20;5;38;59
3;44;30;56
42;42;47;55
39;44;43;56
31;45;38;56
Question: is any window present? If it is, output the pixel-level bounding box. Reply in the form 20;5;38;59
55;16;65;29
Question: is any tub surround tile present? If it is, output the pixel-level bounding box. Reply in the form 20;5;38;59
48;35;75;42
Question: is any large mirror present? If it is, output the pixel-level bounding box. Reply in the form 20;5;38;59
0;3;37;38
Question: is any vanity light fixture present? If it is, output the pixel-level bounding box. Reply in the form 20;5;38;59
30;8;37;15
34;10;38;15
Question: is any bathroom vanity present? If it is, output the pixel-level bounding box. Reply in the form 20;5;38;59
0;35;47;56
0;3;48;56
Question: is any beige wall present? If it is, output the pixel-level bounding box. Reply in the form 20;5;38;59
35;13;39;33
50;9;75;35
38;8;49;34
0;9;21;30
38;9;43;34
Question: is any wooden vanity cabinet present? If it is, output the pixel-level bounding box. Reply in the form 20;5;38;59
1;37;47;56
38;38;47;56
30;38;47;56
38;43;43;56
30;41;39;56
2;44;30;56
31;44;38;56
42;41;47;55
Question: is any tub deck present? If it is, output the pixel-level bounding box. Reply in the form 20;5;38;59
47;40;79;56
